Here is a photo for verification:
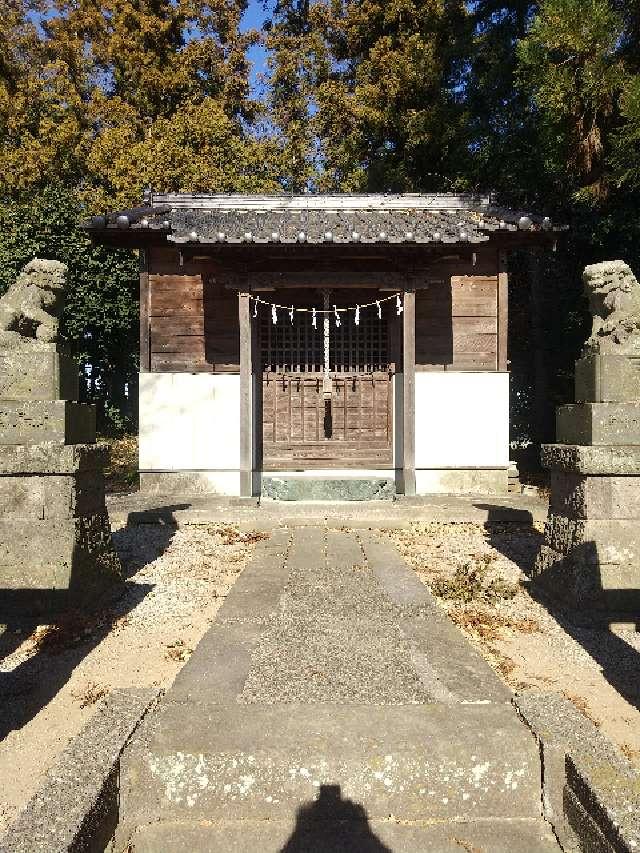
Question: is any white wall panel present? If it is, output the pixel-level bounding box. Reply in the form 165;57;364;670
415;372;509;468
139;373;240;471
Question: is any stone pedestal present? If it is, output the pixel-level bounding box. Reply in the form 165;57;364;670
534;356;640;612
0;345;122;614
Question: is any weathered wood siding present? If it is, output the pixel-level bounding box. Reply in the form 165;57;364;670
415;250;501;371
148;248;240;373
146;248;504;375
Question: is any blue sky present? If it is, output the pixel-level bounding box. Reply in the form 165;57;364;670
242;0;273;95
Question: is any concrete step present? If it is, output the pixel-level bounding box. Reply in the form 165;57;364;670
124;816;561;852
120;702;543;831
261;476;396;501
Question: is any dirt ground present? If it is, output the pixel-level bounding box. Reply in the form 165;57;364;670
0;521;266;835
382;521;640;764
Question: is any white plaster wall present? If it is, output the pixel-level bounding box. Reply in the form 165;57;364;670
139;373;241;472
415;372;509;468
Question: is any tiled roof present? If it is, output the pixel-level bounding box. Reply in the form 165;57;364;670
84;193;558;245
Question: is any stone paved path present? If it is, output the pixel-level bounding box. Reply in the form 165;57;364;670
115;528;561;852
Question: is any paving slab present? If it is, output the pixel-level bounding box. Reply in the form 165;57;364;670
121;703;542;825
127;817;561;852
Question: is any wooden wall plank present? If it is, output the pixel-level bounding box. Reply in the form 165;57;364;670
497;250;509;371
414;256;500;370
148;269;240;373
139;250;150;373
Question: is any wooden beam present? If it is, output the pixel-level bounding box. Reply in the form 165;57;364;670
226;271;408;290
139;249;150;372
402;288;416;496
497;250;508;371
239;290;254;497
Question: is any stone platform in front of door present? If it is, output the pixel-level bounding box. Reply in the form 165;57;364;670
138;467;510;498
107;490;547;528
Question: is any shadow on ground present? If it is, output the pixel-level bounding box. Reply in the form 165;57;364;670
478;504;640;713
0;504;187;740
280;785;392;853
112;503;190;580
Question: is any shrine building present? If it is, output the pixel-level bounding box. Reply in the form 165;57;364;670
85;192;559;499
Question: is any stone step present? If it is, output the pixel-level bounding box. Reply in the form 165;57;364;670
261;476;396;501
120;702;542;832
124;817;560;852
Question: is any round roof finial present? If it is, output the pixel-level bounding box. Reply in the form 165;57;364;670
116;214;130;229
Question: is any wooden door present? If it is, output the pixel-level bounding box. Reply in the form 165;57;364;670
261;303;393;469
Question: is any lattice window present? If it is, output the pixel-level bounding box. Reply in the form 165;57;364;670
260;309;388;373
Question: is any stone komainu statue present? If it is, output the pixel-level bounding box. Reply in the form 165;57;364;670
582;260;640;356
0;258;67;347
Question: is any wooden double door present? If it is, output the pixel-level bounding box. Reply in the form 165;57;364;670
260;293;395;470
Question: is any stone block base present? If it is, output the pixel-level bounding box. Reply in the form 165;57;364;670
574;354;640;403
0;444;121;613
533;544;640;611
261;476;395;501
415;468;508;495
0;344;79;401
139;470;241;496
0;511;122;613
534;467;640;611
549;472;640;519
0;400;95;444
0;471;105;520
541;444;640;475
557;402;640;445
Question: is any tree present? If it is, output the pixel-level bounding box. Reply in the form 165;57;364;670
0;0;286;428
266;0;473;192
0;186;139;432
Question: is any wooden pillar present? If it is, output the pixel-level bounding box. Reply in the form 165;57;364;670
139;249;150;372
402;288;416;496
239;290;254;497
497;250;509;372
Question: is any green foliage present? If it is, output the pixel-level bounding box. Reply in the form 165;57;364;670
0;0;283;426
0;186;139;434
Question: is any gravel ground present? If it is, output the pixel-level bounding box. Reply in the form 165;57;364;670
0;521;267;835
381;521;640;763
